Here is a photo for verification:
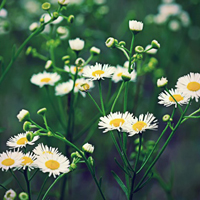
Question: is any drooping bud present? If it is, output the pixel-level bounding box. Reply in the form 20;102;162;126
151;40;160;49
45;60;53;70
105;37;115;48
37;108;47;116
90;46;101;56
68;15;74;23
69;163;77;171
82;143;94;154
42;2;51;11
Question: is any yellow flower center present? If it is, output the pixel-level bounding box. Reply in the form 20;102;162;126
17;137;28;145
45;160;60;170
2;158;15;166
41;77;51;83
22;156;33;165
187;81;200;91
75;83;79;87
132;121;147;131
92;70;104;76
110;118;125;127
73;67;83;73
169;94;184;102
117;72;123;77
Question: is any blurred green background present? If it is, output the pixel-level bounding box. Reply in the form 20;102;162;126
0;0;200;199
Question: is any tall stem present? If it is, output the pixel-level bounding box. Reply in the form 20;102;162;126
98;80;106;116
24;168;32;200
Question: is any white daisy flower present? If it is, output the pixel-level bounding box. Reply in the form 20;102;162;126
35;152;70;178
158;88;190;107
3;189;17;200
112;65;137;83
82;143;94;153
0;150;23;171
176;72;200;102
64;65;84;76
69;38;85;51
55;80;73;96
129;20;143;32
16;152;37;171
98;111;133;133
158;3;181;17
30;71;61;88
33;143;60;156
6;132;40;149
123;113;158;136
82;63;115;81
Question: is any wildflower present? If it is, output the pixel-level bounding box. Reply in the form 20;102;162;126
33;143;60;156
145;44;158;54
37;108;47;116
105;37;115;48
129;20;143;32
82;63;115;81
158;3;181;16
16;152;37;171
29;22;39;32
168;20;180;31
82;143;94;153
90;46;101;55
45;60;53;70
0;150;23;171
6;132;39;149
135;46;144;53
0;8;8;18
176;72;200;102
64;65;84;75
55;80;73;96
98;111;133;133
151;40;160;49
123;113;158;136
17;109;30;122
69;38;85;51
35;152;70;178
158;88;190;107
157;77;168;87
3;189;16;200
112;65;136;83
56;26;69;39
41;13;63;25
30;71;61;88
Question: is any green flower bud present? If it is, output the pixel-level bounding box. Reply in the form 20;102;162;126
105;37;115;48
23;121;32;131
37;108;47;116
88;156;94;166
47;131;52;136
130;152;137;160
121;72;131;82
162;114;171;122
134;137;144;144
75;58;85;67
90;46;101;56
26;46;32;56
69;163;77;171
18;192;29;200
151;40;160;49
149;57;158;66
71;152;77;158
135;46;144;53
135;145;143;152
145;140;155;146
64;60;70;65
26;131;34;142
119;41;126;46
68;15;74;23
40;17;45;24
53;12;59;20
62;55;70;61
42;2;51;11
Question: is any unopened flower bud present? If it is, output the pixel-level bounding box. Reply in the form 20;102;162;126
68;15;74;23
78;83;90;92
45;60;53;70
82;143;94;154
37;108;47;116
135;46;144;53
42;2;51;11
3;189;16;200
26;131;34;142
134;137;144;144
121;72;131;82
71;152;77;158
90;46;101;55
135;145;143;152
62;55;70;61
151;40;160;49
88;156;94;165
29;22;39;32
47;131;52;136
18;192;29;200
64;60;70;65
17;109;30;122
162;114;171;122
129;20;143;33
23;121;32;132
157;77;168;87
105;37;115;48
119;41;126;46
69;163;77;171
75;58;85;67
58;0;70;6
26;46;32;56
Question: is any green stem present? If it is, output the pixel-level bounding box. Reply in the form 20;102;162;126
181;107;200;124
98;80;106;116
128;33;135;73
24;168;31;200
42;173;68;200
0;0;6;10
83;55;94;67
9;169;25;191
37;176;48;200
116;46;130;60
111;82;124;112
29;169;39;181
134;101;191;192
87;92;103;115
129;133;142;200
0;184;7;191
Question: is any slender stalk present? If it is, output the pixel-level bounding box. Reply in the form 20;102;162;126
0;184;7;191
0;0;7;10
98;80;106;115
181;107;200;124
116;46;129;60
37;176;48;200
87;92;103;115
110;82;124;112
9;169;25;191
129;133;142;200
83;55;93;67
24;168;32;200
128;33;135;73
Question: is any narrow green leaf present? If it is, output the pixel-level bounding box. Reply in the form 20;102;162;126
111;170;129;199
99;177;102;188
114;158;131;177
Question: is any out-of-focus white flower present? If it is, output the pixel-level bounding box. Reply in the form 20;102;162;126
158;3;181;16
64;65;84;75
168;20;181;31
0;8;8;18
69;38;85;51
57;26;69;39
82;143;94;153
179;11;190;27
55;80;73;96
129;20;143;32
157;77;168;87
58;0;70;5
41;13;63;24
154;13;168;24
94;0;106;5
29;22;39;32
